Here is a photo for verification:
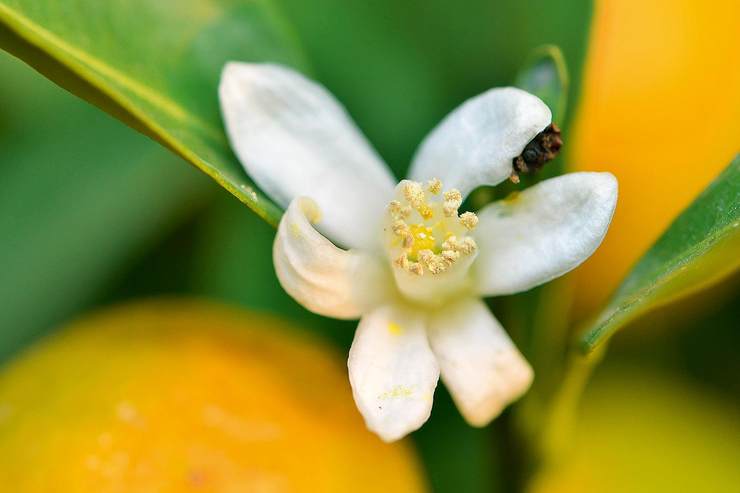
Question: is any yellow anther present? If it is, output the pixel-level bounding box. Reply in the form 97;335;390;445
441;250;460;263
387;181;478;275
458;237;477;255
443;189;462;203
389;200;412;220
425;254;450;274
403;181;426;209
443;189;463;217
459;211;479;230
441;236;456;251
417;249;434;261
427;178;442;195
392;219;410;237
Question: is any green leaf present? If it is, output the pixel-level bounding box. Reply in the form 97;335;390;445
276;0;592;176
0;0;307;226
580;156;740;353
190;192;356;349
514;45;568;126
0;52;208;360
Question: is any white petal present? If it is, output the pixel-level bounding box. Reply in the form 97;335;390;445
474;172;618;296
348;305;439;442
428;298;533;426
409;87;551;198
220;62;396;249
274;197;390;319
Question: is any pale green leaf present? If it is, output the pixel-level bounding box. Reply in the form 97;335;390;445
0;52;208;359
515;45;568;126
0;0;307;225
580;156;740;353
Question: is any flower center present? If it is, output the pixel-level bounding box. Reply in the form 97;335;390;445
386;178;478;276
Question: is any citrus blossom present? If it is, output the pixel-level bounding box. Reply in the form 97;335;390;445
219;63;618;441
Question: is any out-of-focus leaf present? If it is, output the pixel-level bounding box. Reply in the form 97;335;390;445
0;53;208;360
414;387;505;493
515;45;568;126
0;0;306;225
580;157;740;353
276;0;592;176
190;193;355;349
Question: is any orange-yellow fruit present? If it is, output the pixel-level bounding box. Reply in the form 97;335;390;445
570;0;740;316
528;368;740;493
0;300;426;492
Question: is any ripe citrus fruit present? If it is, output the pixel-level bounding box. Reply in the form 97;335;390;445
0;300;426;492
570;0;740;315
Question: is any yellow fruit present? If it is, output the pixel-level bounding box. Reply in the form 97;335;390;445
570;0;740;315
528;368;740;493
0;300;426;492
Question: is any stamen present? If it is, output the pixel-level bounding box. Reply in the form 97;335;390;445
408;262;423;276
392;219;410;237
427;178;442;195
387;179;479;276
459;211;479;230
443;189;462;217
403;182;426;209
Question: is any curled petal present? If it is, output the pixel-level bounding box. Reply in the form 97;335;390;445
428;298;533;426
474;172;618;296
274;197;389;319
220;62;395;249
409;87;551;198
348;305;439;442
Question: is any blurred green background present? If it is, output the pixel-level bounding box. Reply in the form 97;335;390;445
0;0;738;491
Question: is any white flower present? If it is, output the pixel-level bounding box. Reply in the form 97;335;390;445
219;63;618;442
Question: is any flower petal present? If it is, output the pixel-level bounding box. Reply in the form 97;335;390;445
274;197;390;319
220;62;396;249
409;87;551;198
474;172;618;296
427;298;533;426
348;305;439;442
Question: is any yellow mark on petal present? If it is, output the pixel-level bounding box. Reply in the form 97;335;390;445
300;200;322;224
289;222;302;239
380;385;414;399
387;322;403;335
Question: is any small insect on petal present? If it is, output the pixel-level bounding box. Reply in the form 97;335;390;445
511;123;563;183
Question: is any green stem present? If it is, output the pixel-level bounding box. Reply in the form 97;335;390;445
536;342;605;471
